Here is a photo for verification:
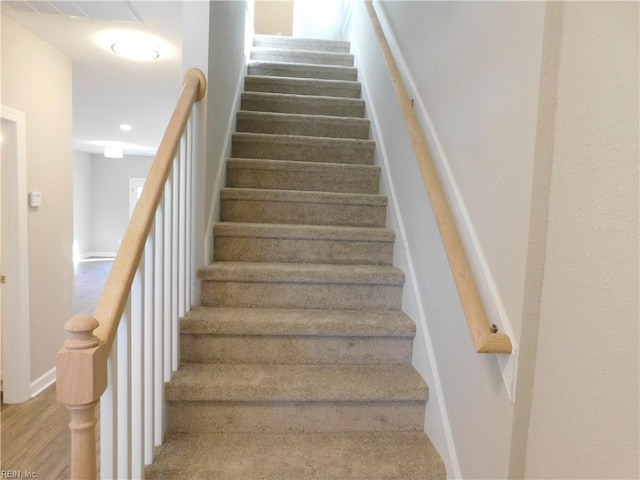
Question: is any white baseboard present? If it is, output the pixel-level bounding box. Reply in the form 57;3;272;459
31;367;56;397
81;251;116;259
204;58;247;265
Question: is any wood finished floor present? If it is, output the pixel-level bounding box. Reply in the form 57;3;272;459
1;258;112;479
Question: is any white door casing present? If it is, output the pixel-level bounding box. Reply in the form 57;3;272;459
129;177;146;218
1;106;31;403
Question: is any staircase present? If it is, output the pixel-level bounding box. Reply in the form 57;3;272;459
146;35;445;479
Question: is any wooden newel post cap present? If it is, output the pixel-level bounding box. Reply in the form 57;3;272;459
64;315;100;350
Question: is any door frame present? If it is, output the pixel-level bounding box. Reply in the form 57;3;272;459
1;105;31;403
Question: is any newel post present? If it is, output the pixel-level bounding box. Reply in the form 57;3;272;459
57;316;108;480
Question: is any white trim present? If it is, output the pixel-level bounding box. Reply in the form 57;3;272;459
351;42;462;480
30;367;56;397
0;105;32;404
129;177;146;218
203;59;247;265
80;252;117;259
373;2;519;401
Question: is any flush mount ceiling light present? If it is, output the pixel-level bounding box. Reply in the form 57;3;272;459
97;30;173;62
111;40;159;62
120;124;132;131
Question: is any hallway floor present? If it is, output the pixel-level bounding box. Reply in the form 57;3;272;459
1;258;112;479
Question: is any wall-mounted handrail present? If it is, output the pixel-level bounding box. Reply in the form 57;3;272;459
364;1;512;354
56;68;207;479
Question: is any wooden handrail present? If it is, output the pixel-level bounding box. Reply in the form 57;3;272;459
364;2;512;354
57;68;207;480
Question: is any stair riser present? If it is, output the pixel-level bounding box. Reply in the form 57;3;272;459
226;166;379;194
237;116;370;140
167;401;426;433
181;335;412;364
214;236;393;265
247;63;357;81
220;198;386;227
200;281;403;310
232;137;374;165
251;50;354;67
241;94;365;118
245;78;361;99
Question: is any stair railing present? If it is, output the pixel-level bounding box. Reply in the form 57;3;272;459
364;2;512;354
57;68;207;479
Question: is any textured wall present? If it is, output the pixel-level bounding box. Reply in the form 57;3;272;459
523;3;639;478
352;2;548;477
379;0;546;346
1;15;73;382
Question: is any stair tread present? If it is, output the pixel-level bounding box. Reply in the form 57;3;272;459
181;306;414;337
251;47;355;67
214;221;394;241
167;363;428;402
220;187;386;205
233;131;374;146
252;46;354;58
237;110;370;139
146;431;445;480
226;157;379;174
245;74;360;88
247;60;358;81
242;90;364;105
254;34;351;53
198;262;404;285
237;109;369;125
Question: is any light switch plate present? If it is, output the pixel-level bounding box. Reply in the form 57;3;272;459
29;191;42;207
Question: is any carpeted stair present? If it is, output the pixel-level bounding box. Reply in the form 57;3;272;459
147;34;445;480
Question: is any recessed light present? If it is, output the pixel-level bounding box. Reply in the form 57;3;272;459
120;124;132;131
104;147;123;159
111;41;159;62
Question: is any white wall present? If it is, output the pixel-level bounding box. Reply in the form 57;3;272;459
523;3;639;478
350;2;546;477
90;155;154;254
73;150;93;258
293;0;345;40
255;0;293;36
1;15;73;383
349;1;639;478
183;1;249;270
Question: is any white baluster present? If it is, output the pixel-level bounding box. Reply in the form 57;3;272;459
163;175;173;382
144;232;155;464
131;263;144;478
179;140;187;319
171;156;180;372
101;341;118;479
154;204;165;445
117;300;132;479
185;118;193;310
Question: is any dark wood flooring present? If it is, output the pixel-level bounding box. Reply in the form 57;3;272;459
1;258;112;479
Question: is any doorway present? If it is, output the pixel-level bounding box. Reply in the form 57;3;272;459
129;177;146;218
1;106;31;403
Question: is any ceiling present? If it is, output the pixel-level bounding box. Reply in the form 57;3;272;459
2;1;184;156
